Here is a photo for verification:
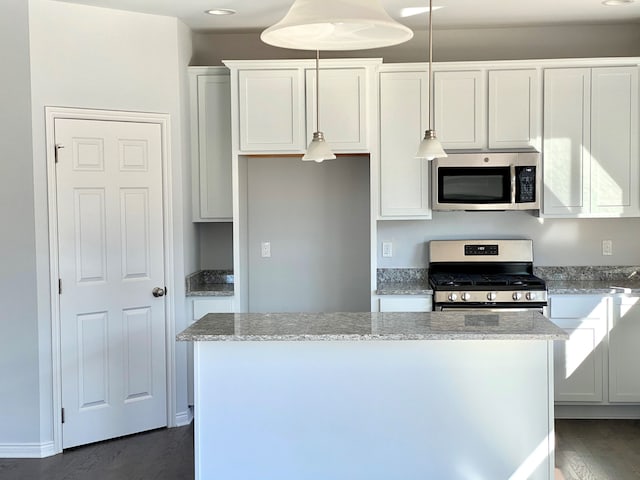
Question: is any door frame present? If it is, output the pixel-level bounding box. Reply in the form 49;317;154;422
45;107;176;454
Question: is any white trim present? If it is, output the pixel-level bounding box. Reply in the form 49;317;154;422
0;442;56;459
175;407;194;427
44;106;176;454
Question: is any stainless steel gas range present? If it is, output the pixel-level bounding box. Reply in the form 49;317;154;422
428;239;547;312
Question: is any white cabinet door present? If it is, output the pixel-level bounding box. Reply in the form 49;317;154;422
548;295;608;403
379;296;432;312
590;66;639;217
305;68;367;152
379;70;431;218
238;69;305;152
433;70;485;150
191;71;232;221
543;68;591;216
609;296;640;402
488;69;539;149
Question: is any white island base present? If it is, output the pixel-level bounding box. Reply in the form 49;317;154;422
194;339;555;480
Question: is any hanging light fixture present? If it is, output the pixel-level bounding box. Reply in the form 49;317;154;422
416;0;447;160
261;0;413;51
302;50;336;163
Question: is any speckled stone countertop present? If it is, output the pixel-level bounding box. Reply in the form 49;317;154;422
186;270;234;297
176;311;567;342
376;268;432;295
536;266;640;295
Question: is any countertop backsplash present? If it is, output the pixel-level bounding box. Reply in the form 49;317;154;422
186;270;234;297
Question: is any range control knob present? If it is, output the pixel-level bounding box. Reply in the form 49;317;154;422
526;291;537;301
461;292;471;302
448;293;458;302
512;292;523;301
487;292;497;301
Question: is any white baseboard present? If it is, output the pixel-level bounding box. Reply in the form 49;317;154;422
175;407;193;427
0;441;57;458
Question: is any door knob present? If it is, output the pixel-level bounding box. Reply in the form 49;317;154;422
152;287;166;297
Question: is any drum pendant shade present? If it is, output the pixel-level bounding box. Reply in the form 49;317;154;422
261;0;413;51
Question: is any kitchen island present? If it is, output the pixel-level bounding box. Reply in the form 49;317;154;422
178;311;567;480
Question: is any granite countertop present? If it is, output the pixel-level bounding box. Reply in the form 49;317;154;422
177;311;567;342
186;270;234;297
376;268;432;295
537;266;640;295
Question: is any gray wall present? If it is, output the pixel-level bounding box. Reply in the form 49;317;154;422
0;0;194;450
199;223;234;270
378;214;640;268
0;0;40;445
247;156;370;313
192;24;640;65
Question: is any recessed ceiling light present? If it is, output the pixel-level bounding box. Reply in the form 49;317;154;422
602;0;634;5
205;8;236;16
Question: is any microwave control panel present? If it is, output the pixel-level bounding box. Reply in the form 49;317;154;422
515;166;536;203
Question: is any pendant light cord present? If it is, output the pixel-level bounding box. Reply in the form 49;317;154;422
428;0;433;132
315;49;320;132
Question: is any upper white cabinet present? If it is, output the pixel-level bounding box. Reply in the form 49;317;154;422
189;67;233;221
237;68;306;153
543;66;639;217
488;69;539;149
379;67;431;219
225;59;379;155
305;67;368;152
433;70;485;150
432;68;539;151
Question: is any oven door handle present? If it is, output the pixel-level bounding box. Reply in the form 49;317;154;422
437;307;544;313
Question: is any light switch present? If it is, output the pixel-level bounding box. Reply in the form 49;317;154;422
261;242;271;258
382;242;393;258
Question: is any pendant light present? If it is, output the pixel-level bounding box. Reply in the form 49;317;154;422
302;50;336;163
416;0;447;160
261;0;413;51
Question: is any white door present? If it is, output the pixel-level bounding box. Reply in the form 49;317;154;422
55;118;167;449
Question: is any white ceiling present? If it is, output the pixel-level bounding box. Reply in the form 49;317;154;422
55;0;640;32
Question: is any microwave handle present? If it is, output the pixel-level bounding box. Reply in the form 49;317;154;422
510;164;516;203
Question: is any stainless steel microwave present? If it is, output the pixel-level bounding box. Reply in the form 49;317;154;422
432;152;540;211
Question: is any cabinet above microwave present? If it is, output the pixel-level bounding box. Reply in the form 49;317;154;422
432;152;541;211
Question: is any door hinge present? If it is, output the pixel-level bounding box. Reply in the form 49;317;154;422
58;278;62;295
61;408;65;424
54;144;64;164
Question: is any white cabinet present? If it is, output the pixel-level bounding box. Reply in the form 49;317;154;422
378;68;431;218
609;296;640;402
189;67;233;221
488;69;539;149
226;59;378;154
433;70;485;150
548;295;608;403
192;297;235;319
543;66;639;217
550;293;640;408
379;296;432;312
305;67;368;152
237;68;306;153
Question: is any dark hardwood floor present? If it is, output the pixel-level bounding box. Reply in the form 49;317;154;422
0;423;194;480
555;419;640;480
1;420;639;479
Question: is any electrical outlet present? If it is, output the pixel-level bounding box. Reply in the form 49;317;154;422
602;240;613;256
261;242;271;258
382;242;393;258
